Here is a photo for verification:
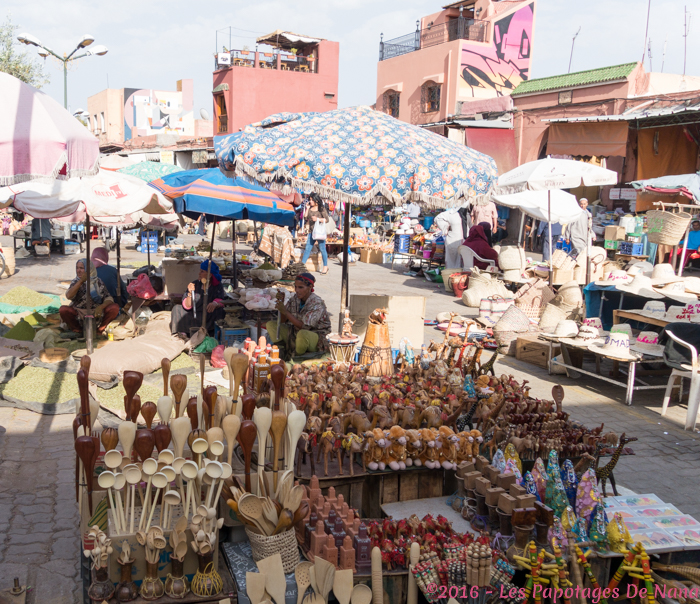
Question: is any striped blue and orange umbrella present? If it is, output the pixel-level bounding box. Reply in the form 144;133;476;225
149;168;295;227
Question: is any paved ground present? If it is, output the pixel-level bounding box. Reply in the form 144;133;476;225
0;232;698;603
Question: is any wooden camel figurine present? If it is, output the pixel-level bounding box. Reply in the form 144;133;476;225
317;416;344;476
595;433;637;496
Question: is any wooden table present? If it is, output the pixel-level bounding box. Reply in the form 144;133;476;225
613;309;669;328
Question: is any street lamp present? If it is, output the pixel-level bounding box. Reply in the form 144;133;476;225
17;32;108;109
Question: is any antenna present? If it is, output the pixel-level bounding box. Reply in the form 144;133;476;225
642;0;652;64
661;38;667;72
568;26;581;73
647;39;653;71
683;6;692;76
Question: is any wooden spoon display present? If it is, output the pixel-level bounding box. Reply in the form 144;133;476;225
170;374;188;418
161;357;171;397
157;396;173;426
154;423;171;453
186;396;199;430
237;420;257;493
222;414;241;467
129;394;141;424
134;429;155;462
101;427;118;452
170;417;191;459
123;371;143;421
75;435;96;515
140;401;157;429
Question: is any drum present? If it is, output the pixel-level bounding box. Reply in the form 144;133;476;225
326;333;359;366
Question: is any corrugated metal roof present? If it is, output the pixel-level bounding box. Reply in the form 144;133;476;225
512;62;637;96
544;100;700;123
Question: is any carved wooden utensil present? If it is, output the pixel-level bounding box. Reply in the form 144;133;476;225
241;394;256;421
170;374;188;418
223;348;236;394
134;429;155;462
222;414;241;467
123;371;143;421
270;364;285;410
188;428;207;455
156;396;173;426
270;409;286;491
171;417;191;459
100;427;118;456
77;368;90;430
129;394;141;424
72;416;82;502
552;384;565;409
231;353;249;415
237;420;257;493
75;435;96;515
186;396;199;430
203;386;217;430
140;401;157;429
154;423;172;453
161;357;171;397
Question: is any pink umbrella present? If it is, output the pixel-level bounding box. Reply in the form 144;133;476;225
0;72;99;186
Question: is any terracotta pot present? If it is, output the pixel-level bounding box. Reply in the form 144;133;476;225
88;565;115;602
140;560;164;600
115;559;138;602
165;557;190;599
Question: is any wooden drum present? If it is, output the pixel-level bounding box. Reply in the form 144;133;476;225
327;333;360;366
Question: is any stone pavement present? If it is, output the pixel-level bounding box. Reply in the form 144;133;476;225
0;233;699;602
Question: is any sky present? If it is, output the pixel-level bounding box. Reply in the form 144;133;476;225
4;0;699;117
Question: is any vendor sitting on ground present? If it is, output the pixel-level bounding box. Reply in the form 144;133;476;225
59;259;120;335
266;273;331;356
170;260;226;337
463;224;500;270
91;247;128;307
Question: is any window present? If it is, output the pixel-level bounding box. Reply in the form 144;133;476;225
421;81;441;113
558;90;572;105
214;94;228;133
383;90;400;118
100;112;105;132
94;115;99;133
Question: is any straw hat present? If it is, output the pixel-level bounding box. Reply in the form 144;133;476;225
616;274;663;299
649;263;684;286
588;332;641;361
538;303;568;333
554;280;583;307
653;280;698;304
627;261;654;277
636;300;667;319
582;317;605;331
559;325;605;347
541;319;579;339
685;277;700;295
595;269;633;287
630;331;665;357
663;305;690;322
610;323;635;342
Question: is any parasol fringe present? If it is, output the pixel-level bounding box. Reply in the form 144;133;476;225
0;151;99;186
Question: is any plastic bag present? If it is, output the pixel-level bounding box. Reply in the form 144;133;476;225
210;345;227;368
127;273;157;299
194;336;218;354
312;220;327;241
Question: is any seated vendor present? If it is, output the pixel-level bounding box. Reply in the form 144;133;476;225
91;247;128;307
170;260;226;337
59;259;120;335
266;273;331;356
463;224;500;269
674;218;700;265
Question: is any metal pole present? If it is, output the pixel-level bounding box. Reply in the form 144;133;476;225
678;223;690;276
116;228;121;298
85;216;93;354
231;219;238;288
146;227;151;268
200;221;217;332
339;201;351;332
548;190;553;286
518;210;525;246
63;59;68;109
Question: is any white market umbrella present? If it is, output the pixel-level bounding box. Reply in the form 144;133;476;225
493;189;583;225
494;158;618;276
0;72;99;186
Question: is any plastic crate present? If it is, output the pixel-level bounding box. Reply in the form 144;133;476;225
604;240;619;250
618;241;644;255
64;241;80;255
215;324;251;347
555;238;572;252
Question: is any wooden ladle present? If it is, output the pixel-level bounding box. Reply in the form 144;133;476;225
161;357;171;397
170;417;191;459
237;420;257;493
269;409;287;491
222;414;241;467
285;410;306;472
170;374;188;418
154;423;171;453
134;428;155;462
157;396;173;426
140;401;157;429
241;393;256;421
231;352;249;415
186;396;199;430
117;420;136;461
123;371;143;421
75;435;96;515
129;394;141;424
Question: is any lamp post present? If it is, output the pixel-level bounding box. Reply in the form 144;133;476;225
17;33;108;108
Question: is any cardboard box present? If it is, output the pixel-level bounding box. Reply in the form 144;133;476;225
349;294;426;348
162;258;202;296
605;225;626;241
359;249;385;264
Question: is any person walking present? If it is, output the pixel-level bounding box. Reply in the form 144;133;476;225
301;194;329;274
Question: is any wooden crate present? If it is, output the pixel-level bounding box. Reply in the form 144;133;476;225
362;468;447;518
515;335;560;369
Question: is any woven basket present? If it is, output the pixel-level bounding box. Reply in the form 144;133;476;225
551;249;577;270
646;210;692;245
245;528;299;573
493;305;531;334
498;246;526;271
515;279;555;319
538;303;567;332
463;284;488;307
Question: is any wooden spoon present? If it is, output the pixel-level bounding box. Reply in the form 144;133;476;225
223;348;236;394
246;572;267;604
350;584;373;604
295;562;313;604
333;569;353;604
181;459;198;518
101;427;118;453
144;472;168;531
241;393;256;421
285;410;306;472
207;427;225;458
315;558;335;604
292;500;309;529
154;423;171;453
231;353;249;415
237;420;257;493
97;470;120;532
214;394;226;429
269;409;287;491
77;368;90;428
170;416;191;459
157;396;173;426
284;484;304;514
272;508;293;535
256;553;286;604
203;386;217;430
123;370;143;421
140;402;157;429
186;396;199;430
134;428;155;462
238;493;269;535
75;435;96;515
117;420;136;461
253;407;272;495
129;394;141;424
270;364;285;410
222;414;241;467
124;465;141;533
170;374;188;418
161;357;171;397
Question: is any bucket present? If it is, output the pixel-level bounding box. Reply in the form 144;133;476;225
423;216;435;230
422;249;432;259
394;234;410;253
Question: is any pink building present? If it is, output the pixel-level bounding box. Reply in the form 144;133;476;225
212;31;339;134
376;0;536;127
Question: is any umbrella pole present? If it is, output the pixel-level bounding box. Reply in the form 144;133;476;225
518;210;525;246
339;201;351;332
146;227;151;269
548;191;553;287
679;224;690;276
231;220;238;288
116;229;121;299
85;216;93;355
201;221;217;332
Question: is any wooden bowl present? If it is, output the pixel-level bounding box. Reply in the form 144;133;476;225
40;347;70;363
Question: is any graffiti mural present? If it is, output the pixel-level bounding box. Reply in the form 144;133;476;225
458;2;534;99
123;84;194;140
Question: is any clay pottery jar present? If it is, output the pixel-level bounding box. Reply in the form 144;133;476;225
140;561;165;600
165;557;190;599
191;552;223;597
88;566;115;602
115;559;138;602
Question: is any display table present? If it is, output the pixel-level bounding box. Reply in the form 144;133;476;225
13;231;66;254
613;308;670;329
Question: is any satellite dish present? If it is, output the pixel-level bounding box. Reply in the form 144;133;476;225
200;108;210;121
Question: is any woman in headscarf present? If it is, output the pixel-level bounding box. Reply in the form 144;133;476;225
462;224;499;270
59;259;120;335
170;260;226;336
266;273;331;356
91;247;128;307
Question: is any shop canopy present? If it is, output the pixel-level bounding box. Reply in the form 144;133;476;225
148;168;295;227
493;189;584;224
255;30;323;50
117;161;183;182
630;172;700;204
0;72;99;186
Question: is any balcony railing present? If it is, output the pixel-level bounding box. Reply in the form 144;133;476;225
379;17;488;61
215;49;318;73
